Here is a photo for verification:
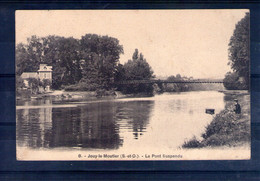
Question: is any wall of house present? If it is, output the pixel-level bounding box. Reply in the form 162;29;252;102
39;72;52;81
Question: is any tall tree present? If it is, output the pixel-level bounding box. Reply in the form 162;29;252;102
16;36;43;75
118;49;154;94
80;34;124;90
132;49;139;61
228;12;250;89
55;37;81;85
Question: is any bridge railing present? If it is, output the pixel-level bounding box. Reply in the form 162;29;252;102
114;79;224;85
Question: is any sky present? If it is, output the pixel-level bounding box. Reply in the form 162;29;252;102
16;10;249;79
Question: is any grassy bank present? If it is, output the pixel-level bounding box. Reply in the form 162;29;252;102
182;90;250;148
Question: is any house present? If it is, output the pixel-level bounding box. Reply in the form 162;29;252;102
38;64;53;81
21;64;52;92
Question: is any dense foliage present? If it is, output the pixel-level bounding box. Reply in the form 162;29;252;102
16;36;82;89
79;34;123;91
115;49;155;95
24;78;52;94
16;34;123;91
225;13;249;90
223;71;247;90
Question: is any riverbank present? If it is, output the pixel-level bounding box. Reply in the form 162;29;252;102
182;90;250;148
16;89;155;101
16;90;112;100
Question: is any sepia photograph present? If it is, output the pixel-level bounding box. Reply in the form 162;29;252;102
16;10;250;160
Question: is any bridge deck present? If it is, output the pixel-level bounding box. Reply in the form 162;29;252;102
115;79;224;85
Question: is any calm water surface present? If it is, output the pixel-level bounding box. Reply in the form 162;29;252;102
16;91;225;151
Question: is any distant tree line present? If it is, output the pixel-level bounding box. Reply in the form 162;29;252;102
154;75;224;93
224;12;249;90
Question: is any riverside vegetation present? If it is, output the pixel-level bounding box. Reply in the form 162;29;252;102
182;90;250;148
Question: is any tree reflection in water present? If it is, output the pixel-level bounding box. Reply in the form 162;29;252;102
114;101;154;140
16;99;154;150
16;106;52;148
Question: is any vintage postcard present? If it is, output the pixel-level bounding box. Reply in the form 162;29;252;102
16;10;250;160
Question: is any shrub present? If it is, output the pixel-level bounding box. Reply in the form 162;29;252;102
223;72;248;90
202;134;227;147
182;136;202;148
64;82;100;91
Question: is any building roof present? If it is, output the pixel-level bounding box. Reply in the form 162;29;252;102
20;64;53;79
38;64;52;72
20;72;38;79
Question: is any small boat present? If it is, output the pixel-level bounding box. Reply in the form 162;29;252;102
205;109;215;115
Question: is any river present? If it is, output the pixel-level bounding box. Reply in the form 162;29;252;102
16;91;226;155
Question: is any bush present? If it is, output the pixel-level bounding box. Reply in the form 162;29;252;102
64;83;117;98
223;72;248;90
64;82;99;91
202;134;227;146
182;136;202;148
95;89;116;98
202;110;237;139
64;84;85;91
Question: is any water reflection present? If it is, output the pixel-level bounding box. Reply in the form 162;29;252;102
16;99;53;148
17;91;225;151
115;101;154;140
48;103;122;149
17;99;154;150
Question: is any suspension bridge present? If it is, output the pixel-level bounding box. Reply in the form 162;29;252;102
114;79;224;85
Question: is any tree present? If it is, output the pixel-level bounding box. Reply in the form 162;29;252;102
223;71;247;90
16;76;25;90
132;49;139;61
42;79;52;90
164;75;191;92
79;34;124;91
118;49;154;94
228;12;249;89
115;63;126;82
27;78;40;94
164;76;178;92
79;61;101;91
16;36;43;75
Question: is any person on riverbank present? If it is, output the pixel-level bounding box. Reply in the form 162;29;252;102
234;99;241;114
